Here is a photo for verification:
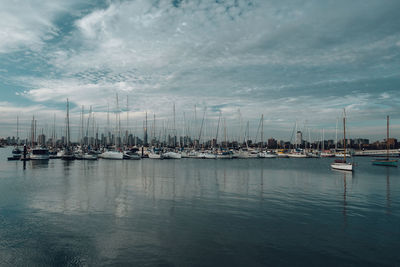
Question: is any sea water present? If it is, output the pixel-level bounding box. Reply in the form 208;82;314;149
0;147;399;266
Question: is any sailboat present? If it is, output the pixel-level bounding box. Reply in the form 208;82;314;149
100;93;124;160
372;116;398;167
8;116;22;160
61;99;75;160
331;110;353;171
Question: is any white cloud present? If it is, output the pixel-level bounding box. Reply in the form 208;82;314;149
380;92;390;99
1;0;400;139
0;1;76;53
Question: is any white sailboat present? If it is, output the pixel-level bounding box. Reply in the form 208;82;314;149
258;151;277;158
8;116;22;160
162;151;182;159
61;99;75;160
100;150;124;159
101;94;124;160
331;110;353;171
148;152;162;159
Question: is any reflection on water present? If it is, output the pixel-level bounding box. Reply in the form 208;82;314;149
386;168;391;215
343;172;348;227
29;159;49;169
0;149;399;266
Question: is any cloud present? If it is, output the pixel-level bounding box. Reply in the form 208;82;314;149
1;0;400;139
0;1;78;53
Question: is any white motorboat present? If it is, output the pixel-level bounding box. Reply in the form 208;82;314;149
320;152;334;157
83;152;98;160
123;151;141;160
288;153;309;158
237;150;250;159
162;151;182;159
203;152;217;159
30;147;50;160
61;148;75;160
180;151;190;158
187;151;199;158
8;147;22;160
277;153;289;158
258;151;277;158
248;151;259;158
148;152;162;159
216;151;233;159
195;152;215;159
335;152;351;158
100;151;124;159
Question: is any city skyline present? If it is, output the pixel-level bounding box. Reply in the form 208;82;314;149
1;0;400;139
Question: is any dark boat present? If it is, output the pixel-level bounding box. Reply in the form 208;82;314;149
8;147;22;161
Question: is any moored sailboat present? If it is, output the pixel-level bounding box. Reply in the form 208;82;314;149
331;110;353;171
372;116;398;167
61;99;75;160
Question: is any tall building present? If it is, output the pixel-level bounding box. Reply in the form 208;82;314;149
268;138;277;148
38;134;46;146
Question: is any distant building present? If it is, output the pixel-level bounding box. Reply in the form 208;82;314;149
268;138;277;149
38;134;46;146
387;138;398;149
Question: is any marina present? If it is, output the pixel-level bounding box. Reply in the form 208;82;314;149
1;1;400;266
0;147;399;266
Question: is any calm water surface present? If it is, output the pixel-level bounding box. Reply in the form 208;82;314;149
0;147;399;266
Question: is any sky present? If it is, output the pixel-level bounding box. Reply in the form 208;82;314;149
0;0;400;142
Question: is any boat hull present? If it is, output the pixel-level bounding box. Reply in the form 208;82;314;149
100;151;124;160
331;162;353;171
288;154;309;158
148;153;162;159
162;152;182;159
372;159;398;167
258;152;277;158
8;155;21;161
123;153;141;160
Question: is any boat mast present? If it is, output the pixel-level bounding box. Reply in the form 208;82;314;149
16;115;19;145
335;118;338;151
66;98;70;148
246;121;249;149
115;94;118;148
31;116;34;147
295;120;298;150
145;111;148;146
387;115;389;160
92;112;96;147
194;104;197;148
224;118;227;149
53;114;56;147
173;103;176;147
183;112;186;147
198;107;206;148
239;109;242;146
86;106;90;138
343;110;346;162
153;113;156;146
126;95;129;146
215;111;221;148
80;105;84;146
107;102;110;143
261;114;264;149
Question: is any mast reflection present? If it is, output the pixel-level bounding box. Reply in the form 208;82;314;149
386;168;391;215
